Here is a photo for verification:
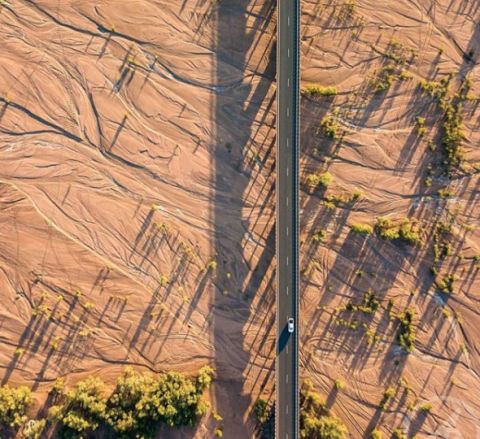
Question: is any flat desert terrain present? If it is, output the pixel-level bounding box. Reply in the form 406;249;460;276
0;0;276;437
0;0;478;438
300;0;480;437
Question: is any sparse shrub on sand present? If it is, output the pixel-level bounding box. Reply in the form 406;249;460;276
313;229;327;243
419;402;433;413
416;116;426;136
334;379;346;390
350;223;373;235
379;387;395;410
253;398;270;424
303;84;338;98
307;171;333;189
392;428;407;439
436;273;456;294
396;308;416;352
320;113;340;139
370;429;383;439
374;217;421;245
300;380;347;439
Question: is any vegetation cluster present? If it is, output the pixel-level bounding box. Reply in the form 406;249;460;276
0;366;214;439
300;380;348;439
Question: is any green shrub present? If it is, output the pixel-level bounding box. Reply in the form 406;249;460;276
375;217;421;245
436;273;456;294
22;419;46;439
419;402;432;412
307;172;333;189
350;223;373;235
301;415;348;439
49;366;215;439
320;114;340;139
313;229;327;243
398;219;421;245
0;385;32;429
300;381;348;439
416;116;426;136
397;308;416;352
303;84;338;97
379;387;395;410
49;377;107;438
253;398;270;424
392;428;407;439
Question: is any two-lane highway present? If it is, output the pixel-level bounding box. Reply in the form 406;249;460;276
276;0;300;438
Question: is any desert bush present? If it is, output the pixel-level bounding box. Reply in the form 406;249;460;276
0;385;32;429
49;377;107;438
436;273;456;294
107;368;213;436
320;114;340;139
398;219;421;245
301;415;348;439
313;229;327;243
441;101;465;169
303;84;338;98
396;308;416;352
22;419;46;439
307;172;333;189
370;429;383;439
375;217;421;245
392;428;407;439
379;387;395;410
253;398;270;424
300;381;348;439
350;223;373;235
419;402;432;413
416;116;426;136
334;380;346;391
351;189;363;201
48;366;214;439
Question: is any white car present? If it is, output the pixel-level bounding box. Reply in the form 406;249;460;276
287;318;294;333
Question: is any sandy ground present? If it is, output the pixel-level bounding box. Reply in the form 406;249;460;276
0;0;276;437
300;0;480;437
1;0;480;438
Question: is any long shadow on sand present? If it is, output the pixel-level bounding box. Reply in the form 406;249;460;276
212;0;276;436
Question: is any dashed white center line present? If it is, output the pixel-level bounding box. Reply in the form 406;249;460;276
286;256;289;266
286;286;289;296
288;77;290;87
286;166;289;176
286;196;289;207
286;138;289;147
287;107;289;117
286;374;289;384
286;404;289;415
286;226;289;236
288;16;290;26
288;48;290;58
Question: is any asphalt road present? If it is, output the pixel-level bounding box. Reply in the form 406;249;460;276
276;0;300;438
